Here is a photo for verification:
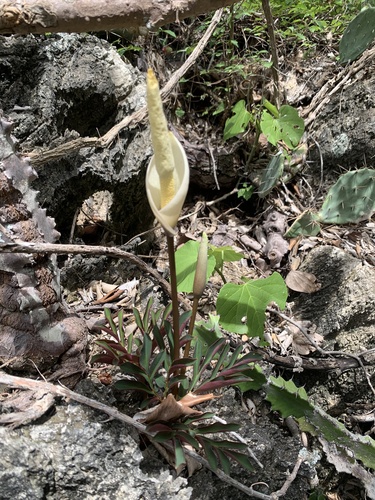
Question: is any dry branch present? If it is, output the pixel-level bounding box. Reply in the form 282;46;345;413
0;239;193;311
0;0;235;34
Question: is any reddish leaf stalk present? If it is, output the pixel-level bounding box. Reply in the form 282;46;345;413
167;235;181;363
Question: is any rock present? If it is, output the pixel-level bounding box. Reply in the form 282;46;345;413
308;65;375;171
0;382;315;499
0;380;192;500
292;246;375;340
292;246;375;418
0;33;153;241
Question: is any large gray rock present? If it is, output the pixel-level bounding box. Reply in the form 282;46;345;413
293;246;375;339
308;64;375;171
0;382;314;500
0;381;192;500
0;33;153;240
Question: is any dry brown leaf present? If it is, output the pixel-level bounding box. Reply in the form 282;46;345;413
288;322;324;355
179;391;217;407
285;270;321;293
141;394;203;425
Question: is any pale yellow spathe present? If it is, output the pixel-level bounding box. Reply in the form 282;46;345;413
146;68;175;207
146;132;189;236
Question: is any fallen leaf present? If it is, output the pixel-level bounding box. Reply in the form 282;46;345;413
141;394;203;425
285;270;321;293
288;322;323;355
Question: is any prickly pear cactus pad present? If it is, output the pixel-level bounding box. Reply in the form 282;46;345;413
339;7;375;63
0;115;87;376
318;168;375;224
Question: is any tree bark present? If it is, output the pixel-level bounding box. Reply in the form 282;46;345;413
0;0;237;34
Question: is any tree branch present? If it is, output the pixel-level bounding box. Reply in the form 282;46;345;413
0;239;194;311
0;0;236;34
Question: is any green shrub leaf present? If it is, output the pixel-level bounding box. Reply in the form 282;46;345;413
223;100;252;141
260;105;304;149
208;245;245;274
217;273;287;337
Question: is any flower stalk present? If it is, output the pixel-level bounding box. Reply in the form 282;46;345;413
145;68;189;363
184;233;208;359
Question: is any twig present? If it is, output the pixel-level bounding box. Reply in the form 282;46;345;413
0;239;192;312
27;9;224;167
206;187;239;206
302;46;375;127
207;142;220;190
0;371;274;500
268;307;375;395
271;451;305;499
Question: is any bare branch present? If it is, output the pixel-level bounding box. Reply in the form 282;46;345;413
0;239;194;311
0;0;236;34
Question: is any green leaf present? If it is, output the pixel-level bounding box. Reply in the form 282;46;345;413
257;152;284;198
208;245;245;275
174;438;186;468
199;437;219;471
217;273;287;337
210;341;230;379
204;439;247;451
192;314;223;352
104;308;118;338
265;376;311;419
236;364;267;392
175;240;216;293
223;100;252;141
133;306;144;332
195;338;227;384
264;376;375;470
216;449;231;475
114;379;154;394
142;297;154;332
260;105;305;149
196;422;240;434
149;350;167;380
225;450;254;471
152;431;175;442
237;183;254;201
262;98;279;118
176;432;201;451
139;333;152;370
117;309;125;345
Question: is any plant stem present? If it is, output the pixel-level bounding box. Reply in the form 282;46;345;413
166;235;180;362
261;0;280;107
183;297;199;359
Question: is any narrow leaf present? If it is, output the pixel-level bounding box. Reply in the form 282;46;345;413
140;333;152;370
174;438;187;468
225;450;254;471
196;422;240;434
199;437;219;471
210;341;230;379
149;350;167;380
216;448;231;475
114;379;154;394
